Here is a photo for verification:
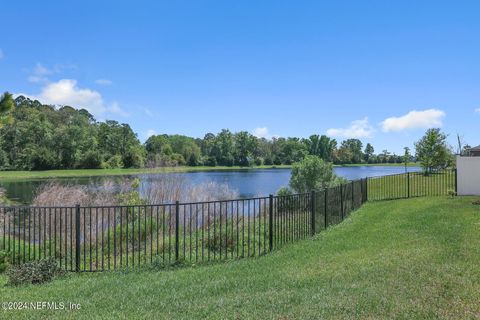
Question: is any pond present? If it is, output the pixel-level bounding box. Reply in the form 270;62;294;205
0;166;421;204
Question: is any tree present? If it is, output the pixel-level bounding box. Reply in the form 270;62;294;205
214;129;235;166
289;155;347;193
380;149;390;163
0;92;15;128
234;131;257;166
303;134;337;162
339;139;363;164
415;128;452;174
275;137;308;165
364;143;374;163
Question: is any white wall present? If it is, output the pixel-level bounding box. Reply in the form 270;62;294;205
457;156;480;195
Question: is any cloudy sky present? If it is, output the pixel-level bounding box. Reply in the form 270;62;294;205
1;1;479;153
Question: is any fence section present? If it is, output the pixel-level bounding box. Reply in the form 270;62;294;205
0;178;369;271
367;169;456;201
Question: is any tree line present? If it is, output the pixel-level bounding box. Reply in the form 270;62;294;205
0;93;451;171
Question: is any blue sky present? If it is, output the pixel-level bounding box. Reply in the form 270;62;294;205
1;1;479;154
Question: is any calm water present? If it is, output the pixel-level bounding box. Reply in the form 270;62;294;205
0;166;421;204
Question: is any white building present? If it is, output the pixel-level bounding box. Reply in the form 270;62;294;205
456;146;480;196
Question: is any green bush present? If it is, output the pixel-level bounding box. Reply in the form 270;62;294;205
205;233;236;253
0;250;11;273
290;155;347;193
104;155;124;169
79;150;103;169
277;186;293;197
254;157;264;166
6;258;65;286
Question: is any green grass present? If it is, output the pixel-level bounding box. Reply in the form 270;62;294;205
0;163;419;180
338;162;419;167
1;196;479;319
368;170;456;200
0;165;292;180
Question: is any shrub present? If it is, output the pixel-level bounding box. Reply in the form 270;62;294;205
277;186;293;197
0;250;11;273
205;233;236;253
150;255;168;269
204;156;217;167
6;258;64;286
104;155;124;169
79;150;103;169
447;189;457;198
289;155;347;193
254;157;264;166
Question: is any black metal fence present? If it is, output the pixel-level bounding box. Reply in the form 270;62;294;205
0;170;456;271
367;169;456;201
0;179;368;271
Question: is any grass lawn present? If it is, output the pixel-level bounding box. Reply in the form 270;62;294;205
368;169;456;200
1;196;479;319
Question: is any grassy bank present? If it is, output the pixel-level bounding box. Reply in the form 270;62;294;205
0;165;292;180
338;162;419;167
0;163;419;180
1;196;479;319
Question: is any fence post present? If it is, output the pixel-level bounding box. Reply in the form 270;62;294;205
175;201;180;262
324;188;328;229
365;177;368;202
454;169;458;195
310;191;316;236
340;185;344;220
362;178;368;204
407;172;410;198
351;181;354;210
269;195;274;251
75;204;81;272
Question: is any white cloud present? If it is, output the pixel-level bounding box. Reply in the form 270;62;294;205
252;127;269;138
28;63;52;83
146;129;157;138
19;79;107;115
109;102;129;117
327;117;375;139
27;63;76;83
475;108;480;114
0;49;4;59
381;109;445;132
95;79;112;86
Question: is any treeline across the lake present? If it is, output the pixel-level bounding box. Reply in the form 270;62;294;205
0;94;410;171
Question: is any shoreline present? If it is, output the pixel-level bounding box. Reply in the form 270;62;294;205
0;163;419;180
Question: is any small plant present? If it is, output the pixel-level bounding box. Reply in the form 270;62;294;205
6;258;65;286
447;189;457;198
150;255;168;269
0;250;11;273
149;255;187;270
205;233;236;253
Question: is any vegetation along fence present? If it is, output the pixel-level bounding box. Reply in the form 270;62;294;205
0;169;456;272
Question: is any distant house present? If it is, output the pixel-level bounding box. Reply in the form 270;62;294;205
457;144;480;195
466;145;480;157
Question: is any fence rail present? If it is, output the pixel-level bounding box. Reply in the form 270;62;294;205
0;169;456;271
